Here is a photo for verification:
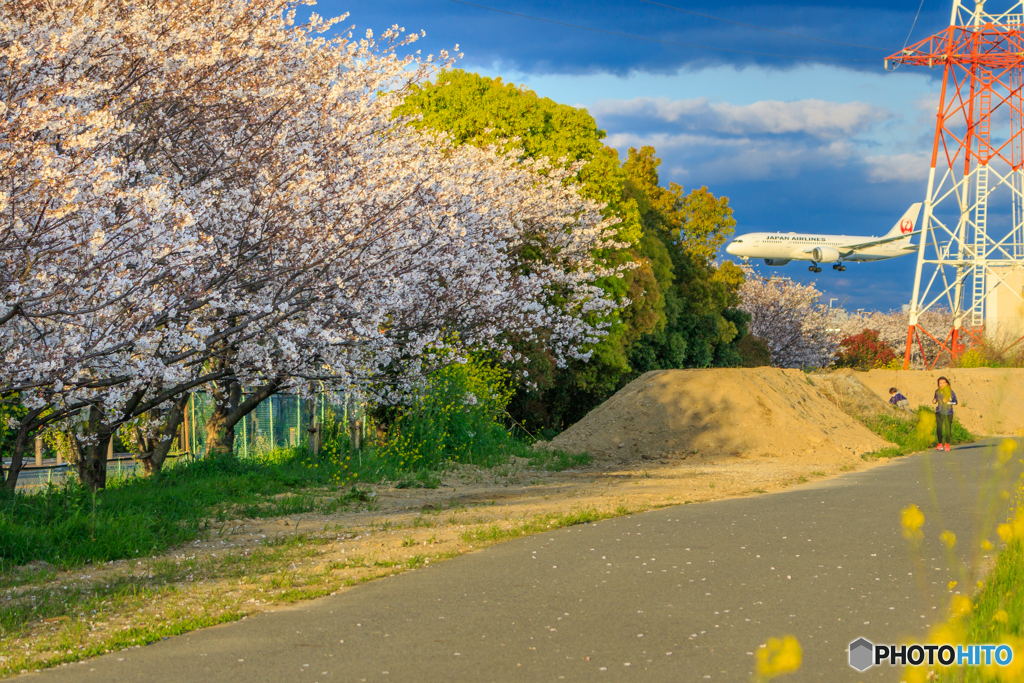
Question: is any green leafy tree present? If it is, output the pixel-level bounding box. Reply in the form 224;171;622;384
398;71;666;430
623;147;746;372
398;78;749;432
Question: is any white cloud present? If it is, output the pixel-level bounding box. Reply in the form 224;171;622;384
914;93;940;116
605;131;857;182
604;131;747;150
590;97;890;139
862;152;930;183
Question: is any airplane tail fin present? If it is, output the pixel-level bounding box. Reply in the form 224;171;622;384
884;203;923;238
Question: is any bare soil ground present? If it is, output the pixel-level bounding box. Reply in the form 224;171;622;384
850;367;1024;436
540;368;891;464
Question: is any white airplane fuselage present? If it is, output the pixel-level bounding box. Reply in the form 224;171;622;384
725;232;914;263
724;203;922;269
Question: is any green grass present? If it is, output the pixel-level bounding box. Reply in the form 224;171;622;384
860;407;975;460
935;539;1024;682
0;530;333;640
523;448;591;472
1;604;243;677
0;449;362;574
1;432;587;577
461;506;607;545
0;525;361;677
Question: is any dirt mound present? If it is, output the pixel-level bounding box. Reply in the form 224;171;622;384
850;368;1024;436
542;368;891;466
812;370;894;418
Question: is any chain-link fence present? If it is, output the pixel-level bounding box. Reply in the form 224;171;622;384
179;392;367;459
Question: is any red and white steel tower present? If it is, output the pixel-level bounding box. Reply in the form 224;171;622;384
888;0;1024;369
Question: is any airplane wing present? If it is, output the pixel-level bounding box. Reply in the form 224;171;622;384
836;229;927;255
798;230;926;255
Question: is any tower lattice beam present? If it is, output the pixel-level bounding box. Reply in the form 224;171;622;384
888;0;1024;369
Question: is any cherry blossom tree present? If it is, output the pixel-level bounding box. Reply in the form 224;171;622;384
832;308;954;369
0;0;226;487
0;0;621;488
737;271;839;368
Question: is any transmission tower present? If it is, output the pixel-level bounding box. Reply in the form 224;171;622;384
888;0;1024;369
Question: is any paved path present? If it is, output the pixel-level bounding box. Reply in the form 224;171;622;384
22;440;1020;682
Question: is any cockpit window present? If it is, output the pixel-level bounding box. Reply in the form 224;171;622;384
734;239;743;243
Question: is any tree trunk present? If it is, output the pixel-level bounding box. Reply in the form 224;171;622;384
305;398;321;455
3;427;29;492
203;378;284;458
145;394;190;473
73;406;111;491
205;380;241;458
134;423;158;473
77;437;110;490
3;407;45;492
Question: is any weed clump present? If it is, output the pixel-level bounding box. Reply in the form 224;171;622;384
861;406;974;459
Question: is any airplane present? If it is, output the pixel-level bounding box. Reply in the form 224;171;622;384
724;203;923;272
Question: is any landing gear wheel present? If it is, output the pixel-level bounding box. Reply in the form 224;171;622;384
810;266;822;273
838;265;846;272
832;264;840;271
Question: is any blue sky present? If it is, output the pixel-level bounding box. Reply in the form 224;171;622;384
315;0;956;311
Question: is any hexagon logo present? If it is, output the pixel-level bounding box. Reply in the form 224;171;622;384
849;637;874;672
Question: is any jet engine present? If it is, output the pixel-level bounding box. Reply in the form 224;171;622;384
763;258;791;266
811;246;841;263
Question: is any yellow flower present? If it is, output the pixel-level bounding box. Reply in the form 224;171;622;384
902;504;925;540
982;539;994;551
928;622;965;650
948;581;958;591
950;595;972;619
916;411;936;443
994;609;1009;624
901;664;929;683
755;636;802;680
998;438;1017;464
981;635;1024;681
940;530;956;549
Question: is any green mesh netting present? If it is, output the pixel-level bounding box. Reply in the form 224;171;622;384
181;393;359;458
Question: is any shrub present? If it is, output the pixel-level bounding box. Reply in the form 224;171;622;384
862;406;973;458
736;334;771;368
0;393;28;461
834;328;897;370
318;358;536;484
375;360;516;471
958;347;1003;368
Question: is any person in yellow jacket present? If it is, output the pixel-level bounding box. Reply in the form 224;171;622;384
932;376;957;452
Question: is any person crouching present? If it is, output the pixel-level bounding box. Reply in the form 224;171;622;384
888;387;911;412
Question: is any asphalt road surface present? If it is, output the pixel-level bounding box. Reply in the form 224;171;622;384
21;439;1020;682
